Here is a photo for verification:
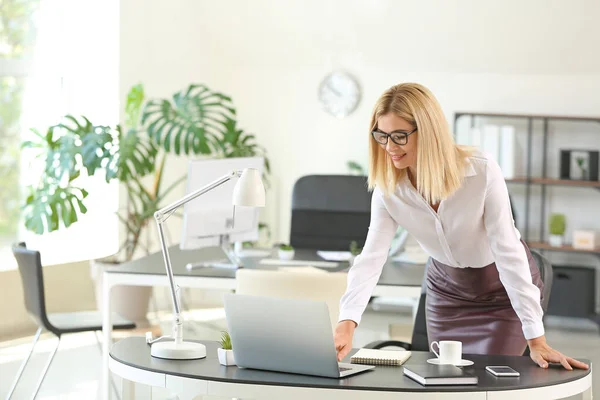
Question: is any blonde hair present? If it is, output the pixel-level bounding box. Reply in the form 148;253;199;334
368;83;472;204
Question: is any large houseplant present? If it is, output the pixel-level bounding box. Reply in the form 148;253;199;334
22;83;270;324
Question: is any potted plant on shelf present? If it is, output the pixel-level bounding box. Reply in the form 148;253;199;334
575;156;588;180
278;244;295;260
548;213;566;247
21;83;270;327
218;330;236;366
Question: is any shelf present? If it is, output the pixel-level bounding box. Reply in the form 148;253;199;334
456;112;600;123
506;177;600;188
527;241;600;255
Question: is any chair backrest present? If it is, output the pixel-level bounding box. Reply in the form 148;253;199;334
290;175;372;250
235;268;348;332
12;243;51;331
409;275;430;352
529;249;553;313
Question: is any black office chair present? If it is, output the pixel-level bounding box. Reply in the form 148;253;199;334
7;243;135;400
365;249;553;356
290;175;373;250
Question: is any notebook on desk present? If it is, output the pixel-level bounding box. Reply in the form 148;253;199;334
403;364;478;386
350;349;412;366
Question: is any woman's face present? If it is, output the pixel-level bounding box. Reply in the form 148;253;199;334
374;113;418;170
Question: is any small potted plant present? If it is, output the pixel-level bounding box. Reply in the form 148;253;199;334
575;156;588;180
278;244;295;260
218;331;236;366
548;213;566;247
349;240;362;266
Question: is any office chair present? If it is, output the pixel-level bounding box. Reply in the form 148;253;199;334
364;249;553;357
8;243;135;400
290;175;372;250
235;268;348;332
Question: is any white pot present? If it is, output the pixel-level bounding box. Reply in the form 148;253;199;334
90;259;152;328
278;249;295;260
218;348;236;366
548;234;563;247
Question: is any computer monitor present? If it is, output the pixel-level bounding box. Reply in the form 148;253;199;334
180;156;264;268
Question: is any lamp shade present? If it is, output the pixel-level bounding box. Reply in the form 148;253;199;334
232;168;266;207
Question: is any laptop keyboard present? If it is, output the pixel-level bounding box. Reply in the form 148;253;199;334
339;367;352;372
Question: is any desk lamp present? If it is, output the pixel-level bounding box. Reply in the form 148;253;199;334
151;168;265;359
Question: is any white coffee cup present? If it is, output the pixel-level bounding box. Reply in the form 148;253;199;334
430;340;462;365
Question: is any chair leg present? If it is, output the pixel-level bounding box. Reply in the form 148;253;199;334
6;327;43;400
31;335;61;399
95;331;121;400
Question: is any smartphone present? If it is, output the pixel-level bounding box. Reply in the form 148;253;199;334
486;366;520;377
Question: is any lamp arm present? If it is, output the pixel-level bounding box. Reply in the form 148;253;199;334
153;169;241;336
155;170;241;223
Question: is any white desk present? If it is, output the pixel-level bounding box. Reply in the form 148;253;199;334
101;246;426;399
109;337;593;400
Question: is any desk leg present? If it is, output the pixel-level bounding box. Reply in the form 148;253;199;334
102;274;114;400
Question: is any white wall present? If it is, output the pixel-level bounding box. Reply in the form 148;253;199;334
119;0;600;279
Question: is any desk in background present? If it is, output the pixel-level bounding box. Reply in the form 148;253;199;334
110;337;593;400
101;245;426;399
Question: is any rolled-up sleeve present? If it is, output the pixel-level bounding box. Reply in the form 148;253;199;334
483;160;545;340
338;187;399;326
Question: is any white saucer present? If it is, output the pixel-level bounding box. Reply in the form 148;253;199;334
427;358;474;367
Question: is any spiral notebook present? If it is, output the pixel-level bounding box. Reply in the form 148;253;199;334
350;349;412;366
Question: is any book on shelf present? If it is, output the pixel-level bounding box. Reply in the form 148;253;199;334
403;364;478;386
350;348;412;366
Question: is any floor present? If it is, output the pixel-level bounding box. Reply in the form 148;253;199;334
0;303;598;400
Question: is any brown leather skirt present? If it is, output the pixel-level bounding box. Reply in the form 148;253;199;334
425;240;544;356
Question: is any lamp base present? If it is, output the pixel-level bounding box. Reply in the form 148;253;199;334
150;341;207;360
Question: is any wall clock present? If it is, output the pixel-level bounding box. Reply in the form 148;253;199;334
318;71;361;118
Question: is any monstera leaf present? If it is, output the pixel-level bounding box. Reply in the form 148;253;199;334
59;115;115;180
108;83;157;182
125;83;145;130
23;125;79;183
108;126;157;182
141;83;235;156
22;183;88;234
219;117;271;183
20;110;158;235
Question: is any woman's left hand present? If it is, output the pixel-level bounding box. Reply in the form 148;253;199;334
528;336;589;370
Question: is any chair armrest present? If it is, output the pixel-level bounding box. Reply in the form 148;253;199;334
363;340;412;351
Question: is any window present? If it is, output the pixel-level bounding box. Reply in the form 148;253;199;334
0;0;119;270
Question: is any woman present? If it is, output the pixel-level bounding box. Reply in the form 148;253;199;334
334;83;588;371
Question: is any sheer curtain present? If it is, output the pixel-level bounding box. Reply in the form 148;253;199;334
7;0;120;268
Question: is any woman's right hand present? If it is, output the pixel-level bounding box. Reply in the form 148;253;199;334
334;320;357;361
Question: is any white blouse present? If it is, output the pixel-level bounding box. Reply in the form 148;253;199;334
338;151;545;340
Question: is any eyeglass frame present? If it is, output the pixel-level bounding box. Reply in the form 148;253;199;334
371;127;417;146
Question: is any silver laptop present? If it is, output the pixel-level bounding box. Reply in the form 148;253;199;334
223;294;374;378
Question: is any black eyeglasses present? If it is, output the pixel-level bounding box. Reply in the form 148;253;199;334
371;128;417;146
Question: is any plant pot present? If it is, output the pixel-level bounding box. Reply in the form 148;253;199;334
278;249;295;260
218;348;236;366
548;234;563;247
90;259;152;328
